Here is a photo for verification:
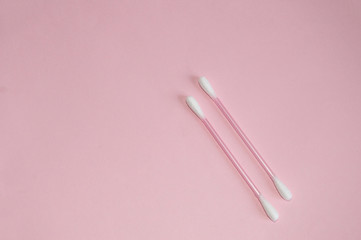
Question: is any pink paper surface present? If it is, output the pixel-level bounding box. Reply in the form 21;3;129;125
1;0;361;239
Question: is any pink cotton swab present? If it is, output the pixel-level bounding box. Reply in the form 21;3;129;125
186;96;279;222
198;77;292;201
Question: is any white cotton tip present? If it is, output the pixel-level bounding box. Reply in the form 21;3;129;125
273;177;292;201
186;96;205;119
198;77;217;99
259;195;279;222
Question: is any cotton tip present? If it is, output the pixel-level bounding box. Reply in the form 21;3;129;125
273;177;292;201
198;77;217;99
258;195;279;222
186;96;205;119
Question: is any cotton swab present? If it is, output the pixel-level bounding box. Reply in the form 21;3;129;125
186;96;279;222
198;77;292;201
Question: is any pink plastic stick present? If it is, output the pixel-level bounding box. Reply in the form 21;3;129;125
213;98;275;179
202;118;261;197
186;96;279;221
198;77;292;201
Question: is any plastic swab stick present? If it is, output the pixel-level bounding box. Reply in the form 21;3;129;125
198;77;292;201
186;96;279;222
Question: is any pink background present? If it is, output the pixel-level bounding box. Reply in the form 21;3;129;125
1;0;361;239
